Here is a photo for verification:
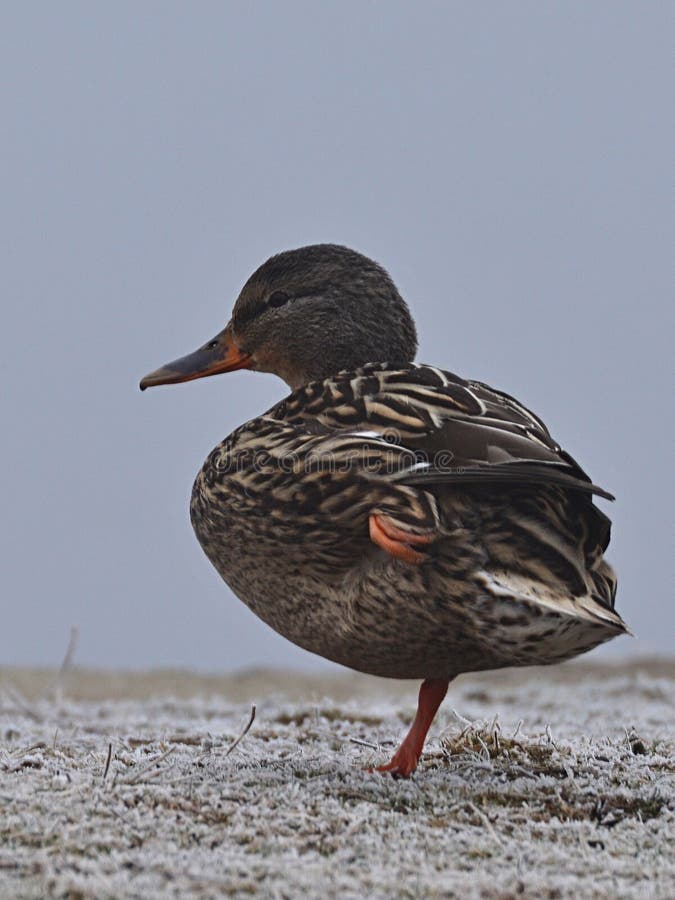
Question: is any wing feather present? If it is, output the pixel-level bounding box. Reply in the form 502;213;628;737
271;363;614;500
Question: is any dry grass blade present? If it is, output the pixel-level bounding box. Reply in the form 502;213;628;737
3;686;43;723
464;801;505;848
102;743;113;782
121;746;176;785
224;704;256;757
59;626;79;677
349;737;379;750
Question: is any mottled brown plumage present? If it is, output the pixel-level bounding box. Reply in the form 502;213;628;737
141;244;626;776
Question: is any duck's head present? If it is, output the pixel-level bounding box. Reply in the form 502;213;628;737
140;244;417;391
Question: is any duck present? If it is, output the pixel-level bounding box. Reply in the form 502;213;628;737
140;243;626;777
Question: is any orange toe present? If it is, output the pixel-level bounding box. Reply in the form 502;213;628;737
369;513;436;565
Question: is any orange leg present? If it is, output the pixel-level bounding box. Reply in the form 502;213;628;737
369;513;436;565
374;678;450;777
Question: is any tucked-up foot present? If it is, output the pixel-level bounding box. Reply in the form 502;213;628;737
369;513;437;565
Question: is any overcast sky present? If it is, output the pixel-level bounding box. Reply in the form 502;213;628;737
1;2;671;673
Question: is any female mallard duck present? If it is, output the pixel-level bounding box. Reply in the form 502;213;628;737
140;244;626;776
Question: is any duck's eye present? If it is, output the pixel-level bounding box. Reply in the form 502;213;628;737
268;291;291;309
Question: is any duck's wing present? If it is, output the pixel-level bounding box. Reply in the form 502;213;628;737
265;365;620;627
273;363;614;501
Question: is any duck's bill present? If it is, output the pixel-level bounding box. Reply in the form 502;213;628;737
139;323;252;390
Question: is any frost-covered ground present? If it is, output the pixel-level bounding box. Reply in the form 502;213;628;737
1;660;673;899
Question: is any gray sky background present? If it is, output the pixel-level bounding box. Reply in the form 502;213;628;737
1;2;672;673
